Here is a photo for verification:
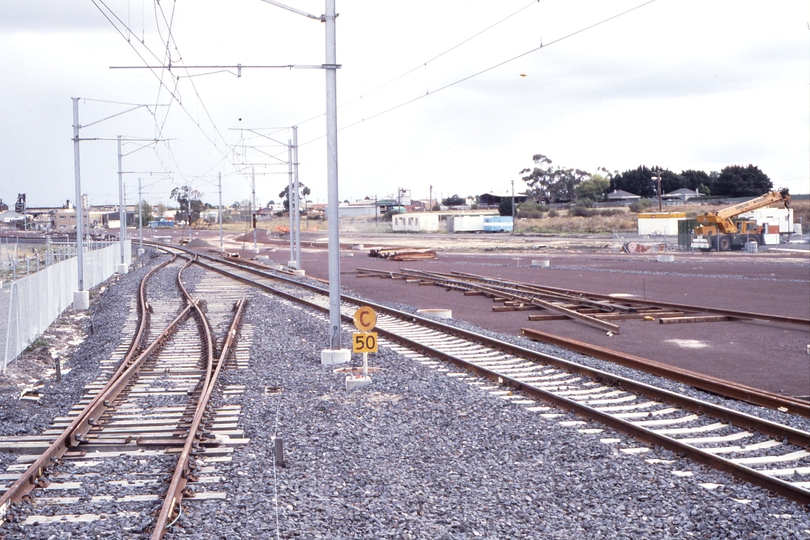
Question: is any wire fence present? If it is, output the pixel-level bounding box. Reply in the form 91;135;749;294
0;239;131;372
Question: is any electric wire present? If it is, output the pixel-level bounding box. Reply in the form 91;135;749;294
298;0;658;148
292;0;543;129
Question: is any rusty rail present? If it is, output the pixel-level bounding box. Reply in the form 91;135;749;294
521;327;810;418
152;282;248;539
0;255;181;522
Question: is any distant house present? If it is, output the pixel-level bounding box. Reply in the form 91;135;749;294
477;191;529;208
606;190;641;204
662;188;703;203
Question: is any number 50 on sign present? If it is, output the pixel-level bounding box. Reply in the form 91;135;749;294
352;332;378;353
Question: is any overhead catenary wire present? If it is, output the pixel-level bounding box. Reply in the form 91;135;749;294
292;0;543;129
298;0;658;148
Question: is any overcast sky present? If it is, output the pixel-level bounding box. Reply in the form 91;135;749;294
1;0;808;210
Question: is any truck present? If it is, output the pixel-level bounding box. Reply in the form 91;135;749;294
692;188;791;251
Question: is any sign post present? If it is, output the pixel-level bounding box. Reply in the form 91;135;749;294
348;307;377;390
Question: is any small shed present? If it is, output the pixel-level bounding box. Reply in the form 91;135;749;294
392;213;439;232
637;212;686;235
448;214;485;233
483;216;513;232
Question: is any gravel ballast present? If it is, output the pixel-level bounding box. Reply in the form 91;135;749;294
1;256;808;539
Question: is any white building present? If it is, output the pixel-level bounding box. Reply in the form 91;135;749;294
738;207;794;234
637;212;685;235
392;213;439;232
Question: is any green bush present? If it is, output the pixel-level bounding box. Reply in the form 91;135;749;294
517;202;549;218
547;209;559;218
569;206;594;217
597;208;624;217
628;199;654;213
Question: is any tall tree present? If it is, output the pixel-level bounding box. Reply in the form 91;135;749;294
279;183;311;212
520;154;589;203
442;194;466;206
713;165;772;197
170;186;205;224
680;169;711;192
575;173;610;202
139;200;153;224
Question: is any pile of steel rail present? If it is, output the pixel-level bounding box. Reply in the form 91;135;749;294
368;247;437;261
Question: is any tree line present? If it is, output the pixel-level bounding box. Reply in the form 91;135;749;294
519;154;774;204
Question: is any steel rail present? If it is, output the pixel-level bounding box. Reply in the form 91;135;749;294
356;266;810;328
520;327;810;417
152;259;248;538
168;250;810;504
150;246;810;504
0;254;179;522
353;265;809;414
385;268;622;333
377;325;810;506
444;269;810;328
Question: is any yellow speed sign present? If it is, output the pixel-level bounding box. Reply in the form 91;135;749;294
353;306;377;332
352;332;378;353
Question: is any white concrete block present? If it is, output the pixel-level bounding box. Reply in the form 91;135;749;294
417;308;452;319
346;375;372;391
531;260;550;267
116;264;129;274
321;349;351;366
73;291;90;311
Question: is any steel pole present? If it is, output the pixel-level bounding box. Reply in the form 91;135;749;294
293;126;301;267
252;168;258;253
288;143;294;264
325;0;341;349
72;98;84;292
138;178;143;247
218;172;223;249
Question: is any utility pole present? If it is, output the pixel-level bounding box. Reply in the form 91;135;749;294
652;175;662;212
72;97;88;310
293;126;301;267
429;185;433;212
117;136;128;274
251;167;258;253
138;178;143;248
218;172;223;249
511;180;516;235
254;0;345;362
324;0;344;358
287;142;295;267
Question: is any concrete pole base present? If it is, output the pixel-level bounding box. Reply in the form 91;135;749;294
292;269;305;277
137;248;145;256
116;263;129;274
287;261;298;269
346;375;372;391
73;291;90;311
321;349;350;366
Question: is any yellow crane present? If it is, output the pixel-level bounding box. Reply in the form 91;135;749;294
693;188;790;251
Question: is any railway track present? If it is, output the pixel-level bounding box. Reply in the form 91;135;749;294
0;254;250;538
175;248;810;505
1;245;807;537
